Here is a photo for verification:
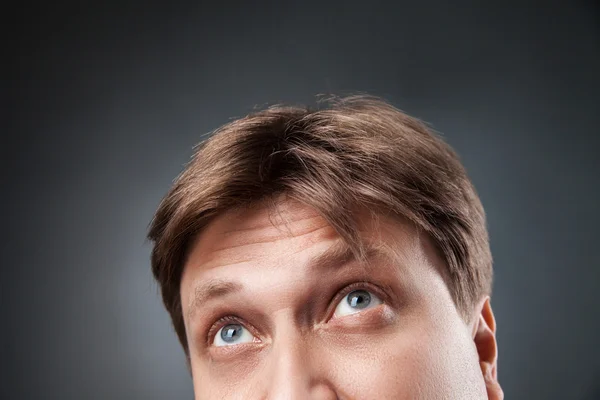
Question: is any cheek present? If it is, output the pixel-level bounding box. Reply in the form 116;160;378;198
189;351;264;400
320;321;486;399
317;331;437;399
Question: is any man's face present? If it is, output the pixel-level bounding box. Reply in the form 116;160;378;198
180;198;499;399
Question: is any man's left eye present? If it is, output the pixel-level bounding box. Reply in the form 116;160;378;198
332;289;382;318
213;323;256;347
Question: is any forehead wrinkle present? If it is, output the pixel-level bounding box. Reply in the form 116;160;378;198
191;224;337;272
211;223;333;253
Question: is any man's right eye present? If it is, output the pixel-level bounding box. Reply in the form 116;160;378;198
213;322;257;347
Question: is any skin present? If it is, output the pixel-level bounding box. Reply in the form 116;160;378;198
180;196;503;399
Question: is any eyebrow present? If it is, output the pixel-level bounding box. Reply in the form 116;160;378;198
187;279;243;319
186;240;391;320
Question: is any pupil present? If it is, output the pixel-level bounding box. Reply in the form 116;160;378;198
348;290;371;309
220;324;242;342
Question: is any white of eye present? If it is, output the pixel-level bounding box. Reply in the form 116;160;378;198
333;289;382;318
213;323;256;347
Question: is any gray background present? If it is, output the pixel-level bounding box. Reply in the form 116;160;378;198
5;1;600;399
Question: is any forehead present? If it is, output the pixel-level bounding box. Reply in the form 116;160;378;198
185;199;338;269
181;197;440;284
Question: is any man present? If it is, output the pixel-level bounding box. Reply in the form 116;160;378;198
148;95;504;399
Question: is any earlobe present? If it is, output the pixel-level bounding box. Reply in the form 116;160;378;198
472;296;504;399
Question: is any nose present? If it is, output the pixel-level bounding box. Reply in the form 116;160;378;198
265;328;338;400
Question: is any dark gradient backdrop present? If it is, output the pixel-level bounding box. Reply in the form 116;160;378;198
6;2;600;399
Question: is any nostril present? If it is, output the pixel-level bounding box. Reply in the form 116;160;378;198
309;381;339;400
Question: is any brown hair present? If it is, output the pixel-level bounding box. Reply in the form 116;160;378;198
147;94;493;358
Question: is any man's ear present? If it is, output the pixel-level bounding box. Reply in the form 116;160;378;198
471;296;503;399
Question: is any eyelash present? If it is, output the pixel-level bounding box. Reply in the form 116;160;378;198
205;281;387;346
